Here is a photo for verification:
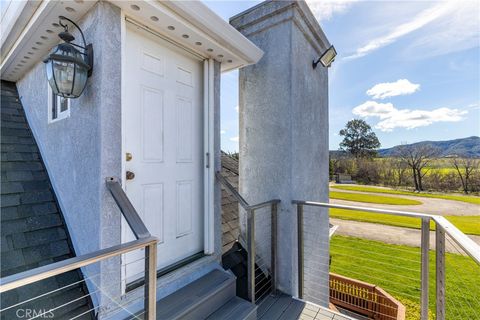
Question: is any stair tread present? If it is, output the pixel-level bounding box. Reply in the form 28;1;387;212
206;297;256;320
156;269;234;319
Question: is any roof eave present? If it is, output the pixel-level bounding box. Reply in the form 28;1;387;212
161;1;264;69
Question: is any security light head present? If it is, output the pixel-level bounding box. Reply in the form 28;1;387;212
313;45;337;69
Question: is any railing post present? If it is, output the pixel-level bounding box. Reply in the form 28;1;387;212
271;202;277;296
436;225;446;320
144;242;157;319
421;217;430;320
297;204;304;299
247;209;256;303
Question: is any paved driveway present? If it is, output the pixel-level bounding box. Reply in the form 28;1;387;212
330;189;480;216
331;218;480;253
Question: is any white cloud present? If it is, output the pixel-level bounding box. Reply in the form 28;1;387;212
221;130;226;135
346;0;457;59
353;101;396;119
229;136;239;142
353;100;467;131
306;0;359;22
403;1;479;59
366;79;420;100
235;105;239;113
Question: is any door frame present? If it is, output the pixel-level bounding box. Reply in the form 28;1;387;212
120;13;215;276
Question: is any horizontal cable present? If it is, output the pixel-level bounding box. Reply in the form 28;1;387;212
27;269;147;320
308;250;421;274
1;275;95;313
330;236;422;255
122;256;146;268
255;281;272;296
329;243;422;264
304;267;420;300
92;294;146;320
255;286;273;303
125;310;146;320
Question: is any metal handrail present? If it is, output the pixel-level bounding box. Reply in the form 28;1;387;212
0;177;158;319
0;237;157;293
431;215;480;264
216;171;280;210
292;201;432;218
292;200;480;320
292;200;480;265
106;177;151;239
216;171;280;303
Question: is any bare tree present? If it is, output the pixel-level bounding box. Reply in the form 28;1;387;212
392;158;408;186
451;157;479;194
396;144;439;191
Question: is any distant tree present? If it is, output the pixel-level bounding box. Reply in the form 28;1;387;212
397;144;439;191
391;158;409;186
339;119;380;158
451;157;479;194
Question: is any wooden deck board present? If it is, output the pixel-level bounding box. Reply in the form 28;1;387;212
258;294;293;320
278;299;305;320
257;293;357;320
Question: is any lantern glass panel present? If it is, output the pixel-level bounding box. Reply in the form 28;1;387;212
53;60;75;95
45;43;89;98
72;64;88;97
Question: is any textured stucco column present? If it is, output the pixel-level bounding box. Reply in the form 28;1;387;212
231;1;331;306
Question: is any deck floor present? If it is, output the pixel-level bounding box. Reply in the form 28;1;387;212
257;294;356;320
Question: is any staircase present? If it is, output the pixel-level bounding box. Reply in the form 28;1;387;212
131;269;256;320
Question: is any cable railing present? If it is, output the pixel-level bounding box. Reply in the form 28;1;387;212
216;171;280;304
0;177;158;320
293;201;480;320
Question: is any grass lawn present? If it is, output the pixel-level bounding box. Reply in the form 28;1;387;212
330;191;422;205
330;236;480;320
330;208;480;235
331;185;480;205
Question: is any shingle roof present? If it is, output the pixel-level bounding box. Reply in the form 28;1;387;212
1;81;93;319
221;152;240;253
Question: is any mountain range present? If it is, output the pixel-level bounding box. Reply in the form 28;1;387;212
378;136;480;158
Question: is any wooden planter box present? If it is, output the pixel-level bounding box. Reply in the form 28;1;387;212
329;273;406;320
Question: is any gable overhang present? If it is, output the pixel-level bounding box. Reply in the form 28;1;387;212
0;0;264;82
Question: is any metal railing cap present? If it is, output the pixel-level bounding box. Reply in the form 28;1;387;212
0;237;158;293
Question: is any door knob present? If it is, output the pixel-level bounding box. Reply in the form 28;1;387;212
126;171;135;180
126;152;133;161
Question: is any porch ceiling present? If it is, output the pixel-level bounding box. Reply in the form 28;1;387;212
0;0;263;82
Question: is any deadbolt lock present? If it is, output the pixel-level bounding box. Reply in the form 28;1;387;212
126;152;133;162
126;171;135;180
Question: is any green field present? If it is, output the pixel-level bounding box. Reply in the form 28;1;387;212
330;236;480;320
330;208;480;235
330;191;422;205
331;185;480;205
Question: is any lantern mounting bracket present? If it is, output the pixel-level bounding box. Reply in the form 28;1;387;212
58;16;93;77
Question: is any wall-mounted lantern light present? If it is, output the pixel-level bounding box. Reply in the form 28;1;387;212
312;45;337;69
44;16;93;99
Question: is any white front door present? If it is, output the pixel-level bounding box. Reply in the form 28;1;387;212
123;22;204;282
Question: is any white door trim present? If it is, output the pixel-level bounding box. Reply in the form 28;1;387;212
120;13;215;274
203;59;215;254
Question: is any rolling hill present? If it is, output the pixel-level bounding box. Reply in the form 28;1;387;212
378;136;480;158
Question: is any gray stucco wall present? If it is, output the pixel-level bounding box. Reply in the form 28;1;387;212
17;2;122;310
231;0;330;306
17;1;223;313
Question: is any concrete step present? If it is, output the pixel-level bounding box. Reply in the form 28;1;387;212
154;269;236;319
206;296;257;320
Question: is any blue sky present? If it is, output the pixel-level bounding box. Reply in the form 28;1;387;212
204;0;480;151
